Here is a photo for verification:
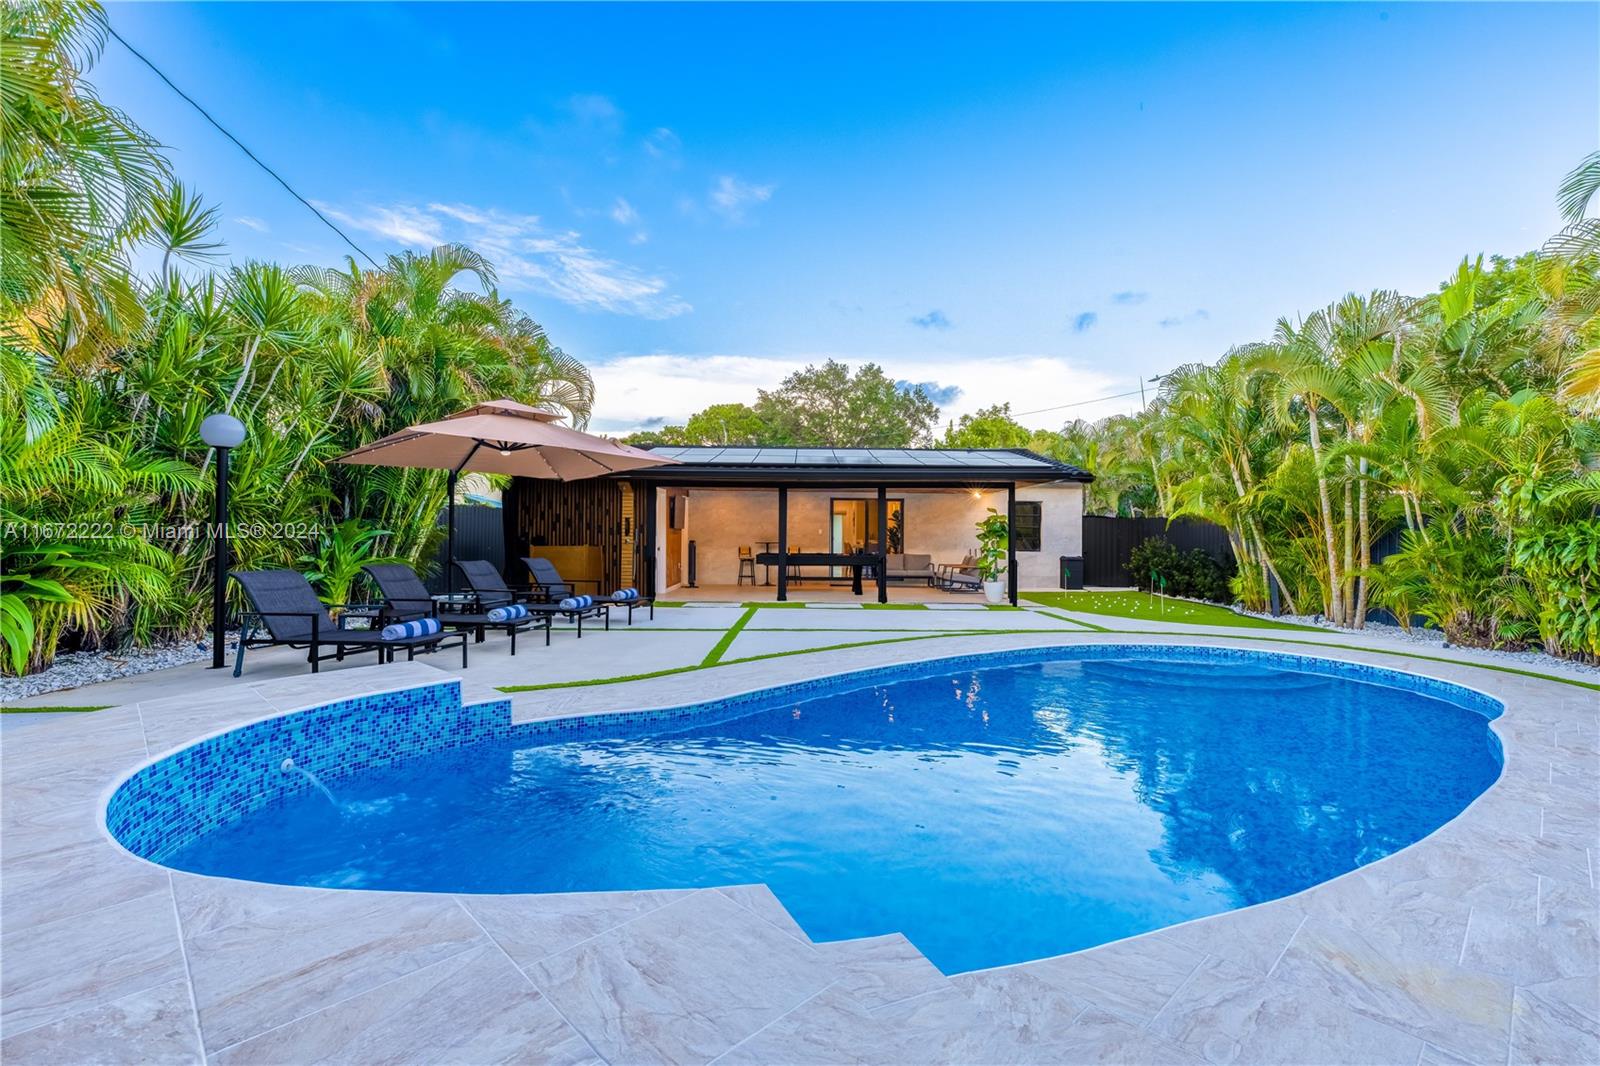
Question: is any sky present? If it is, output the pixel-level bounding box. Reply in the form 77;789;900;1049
99;2;1598;435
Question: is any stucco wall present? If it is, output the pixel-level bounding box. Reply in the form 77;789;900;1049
660;483;1083;592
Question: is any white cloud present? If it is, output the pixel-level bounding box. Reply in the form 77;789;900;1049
566;93;621;125
588;353;1127;433
328;200;688;319
610;197;639;226
319;203;444;247
709;175;774;222
643;127;682;163
234;215;269;232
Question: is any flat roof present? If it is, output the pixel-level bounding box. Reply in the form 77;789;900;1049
627;446;1092;484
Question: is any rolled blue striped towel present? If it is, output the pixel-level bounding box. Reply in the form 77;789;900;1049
380;618;442;640
559;595;595;611
486;604;529;622
611;588;639;601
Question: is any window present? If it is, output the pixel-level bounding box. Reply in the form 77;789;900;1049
1014;501;1042;552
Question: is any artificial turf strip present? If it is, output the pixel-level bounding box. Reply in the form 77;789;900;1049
745;601;808;608
700;606;757;666
861;603;929;611
1020;591;1321;632
0;704;112;714
1029;609;1113;632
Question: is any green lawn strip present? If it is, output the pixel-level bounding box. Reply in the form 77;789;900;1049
700;606;758;667
986;604;1023;611
1120;629;1600;693
1029;609;1113;632
653;601;687;608
1021;591;1320;632
746;601;808;609
861;603;928;611
1;704;112;714
497;627;1040;692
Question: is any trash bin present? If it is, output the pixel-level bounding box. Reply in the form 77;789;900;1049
1059;555;1084;590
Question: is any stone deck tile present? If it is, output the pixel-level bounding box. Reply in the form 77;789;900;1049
526;888;835;1064
183;890;484;1051
0;892;187;1036
209;944;597;1066
814;932;950;1010
0;978;201;1066
460;889;693;969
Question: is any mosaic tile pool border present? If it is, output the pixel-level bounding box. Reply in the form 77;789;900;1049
105;644;1502;865
106;682;514;863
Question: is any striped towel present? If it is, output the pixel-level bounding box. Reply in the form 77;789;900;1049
559;595;594;611
611;588;639;601
486;604;530;622
380;618;442;640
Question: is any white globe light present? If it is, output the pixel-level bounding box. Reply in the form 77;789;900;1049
200;413;246;449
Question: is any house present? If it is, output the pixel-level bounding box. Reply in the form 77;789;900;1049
502;448;1092;604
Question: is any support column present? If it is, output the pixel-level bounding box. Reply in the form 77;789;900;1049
876;485;888;604
641;484;658;597
1007;482;1018;605
777;486;789;602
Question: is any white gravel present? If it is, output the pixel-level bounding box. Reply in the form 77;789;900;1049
1232;608;1600;678
0;640;216;702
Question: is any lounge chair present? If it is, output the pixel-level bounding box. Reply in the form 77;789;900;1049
453;559;609;636
362;563;549;654
935;554;983;593
230;569;468;677
521;557;654;624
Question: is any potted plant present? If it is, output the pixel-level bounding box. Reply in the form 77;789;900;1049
974;508;1009;604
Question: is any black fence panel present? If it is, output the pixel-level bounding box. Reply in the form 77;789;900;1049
1082;516;1233;587
424;505;505;593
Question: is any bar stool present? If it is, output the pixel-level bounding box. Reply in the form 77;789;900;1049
736;546;757;586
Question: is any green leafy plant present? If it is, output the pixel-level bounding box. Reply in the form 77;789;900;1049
297;520;403;609
1513;519;1600;661
974;509;1009;582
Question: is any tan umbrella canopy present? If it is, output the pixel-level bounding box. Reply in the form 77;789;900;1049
334;398;675;582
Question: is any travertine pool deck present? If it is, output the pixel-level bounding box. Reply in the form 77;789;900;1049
2;615;1596;1064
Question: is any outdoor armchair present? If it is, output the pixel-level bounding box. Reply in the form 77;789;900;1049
362;563;549;654
230;569;468;677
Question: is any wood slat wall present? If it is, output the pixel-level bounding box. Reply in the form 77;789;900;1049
503;478;629;591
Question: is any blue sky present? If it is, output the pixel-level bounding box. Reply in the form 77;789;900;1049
100;2;1597;433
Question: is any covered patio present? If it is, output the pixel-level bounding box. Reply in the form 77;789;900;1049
623;448;1093;606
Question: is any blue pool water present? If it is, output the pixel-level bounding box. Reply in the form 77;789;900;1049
158;653;1502;973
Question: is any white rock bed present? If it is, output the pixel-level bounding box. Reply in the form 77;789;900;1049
1;640;215;702
1232;608;1600;678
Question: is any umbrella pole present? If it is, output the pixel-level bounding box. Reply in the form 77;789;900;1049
447;470;458;593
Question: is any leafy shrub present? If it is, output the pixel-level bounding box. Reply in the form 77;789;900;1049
1128;538;1235;603
1513;519;1600;661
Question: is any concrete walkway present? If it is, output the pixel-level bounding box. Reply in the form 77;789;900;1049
2;610;1596;1064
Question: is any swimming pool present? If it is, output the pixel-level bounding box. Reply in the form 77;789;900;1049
108;646;1503;974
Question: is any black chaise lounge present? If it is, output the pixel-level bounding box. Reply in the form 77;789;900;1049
230;569;468;677
453;559;609;636
362;563;550;654
521;556;654;624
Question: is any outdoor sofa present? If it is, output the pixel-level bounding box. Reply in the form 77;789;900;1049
882;553;937;585
453;559;610;636
362;563;550;654
230;569;468;677
521;556;654;624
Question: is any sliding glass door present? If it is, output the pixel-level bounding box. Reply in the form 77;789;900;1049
830;498;904;576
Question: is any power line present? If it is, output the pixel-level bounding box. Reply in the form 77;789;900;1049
1012;387;1147;417
105;22;381;268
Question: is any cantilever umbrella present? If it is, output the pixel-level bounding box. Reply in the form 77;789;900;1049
333;398;676;585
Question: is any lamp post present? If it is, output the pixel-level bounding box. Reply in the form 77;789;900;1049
200;413;246;669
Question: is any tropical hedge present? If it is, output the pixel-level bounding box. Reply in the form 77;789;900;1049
1;1;592;674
